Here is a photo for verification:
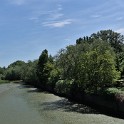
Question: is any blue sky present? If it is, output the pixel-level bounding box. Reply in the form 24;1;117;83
0;0;124;67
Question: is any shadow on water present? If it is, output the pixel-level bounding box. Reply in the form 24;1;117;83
39;97;124;119
18;82;50;94
19;83;100;114
40;99;100;114
18;83;124;118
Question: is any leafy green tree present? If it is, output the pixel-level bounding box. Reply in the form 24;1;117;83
78;40;120;93
8;60;25;68
76;30;124;76
4;66;21;81
56;38;120;94
36;49;51;88
21;60;38;85
91;30;124;52
4;60;26;81
91;30;124;72
0;67;5;80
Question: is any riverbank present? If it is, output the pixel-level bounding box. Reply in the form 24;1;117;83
0;80;10;84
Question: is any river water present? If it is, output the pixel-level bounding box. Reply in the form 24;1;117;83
0;83;124;124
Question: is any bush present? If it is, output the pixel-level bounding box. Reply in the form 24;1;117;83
105;88;120;95
103;88;124;99
120;87;124;91
54;80;73;95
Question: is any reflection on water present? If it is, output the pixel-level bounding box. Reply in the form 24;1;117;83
0;83;124;124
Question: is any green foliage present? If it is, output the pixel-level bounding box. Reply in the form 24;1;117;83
0;67;5;74
8;60;25;68
47;67;60;89
79;40;120;92
4;66;22;81
1;29;124;98
105;88;120;95
0;67;6;80
54;80;73;95
0;80;10;84
91;30;124;52
2;60;26;81
76;30;124;74
56;38;120;93
21;60;38;84
120;87;124;91
37;49;53;88
104;88;124;100
91;30;124;72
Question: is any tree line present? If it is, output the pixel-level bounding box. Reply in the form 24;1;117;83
1;29;124;96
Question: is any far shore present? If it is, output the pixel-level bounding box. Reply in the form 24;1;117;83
0;83;20;94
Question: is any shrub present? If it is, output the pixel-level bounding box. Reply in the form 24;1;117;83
104;88;124;100
54;79;73;95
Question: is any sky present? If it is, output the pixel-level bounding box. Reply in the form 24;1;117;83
0;0;124;67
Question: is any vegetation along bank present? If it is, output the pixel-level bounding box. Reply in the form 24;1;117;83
1;29;124;117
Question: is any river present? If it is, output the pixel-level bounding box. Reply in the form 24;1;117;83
0;83;124;124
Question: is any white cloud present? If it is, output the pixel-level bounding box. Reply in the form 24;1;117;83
29;17;38;20
91;14;101;18
116;28;124;34
49;13;64;20
42;19;73;28
29;4;72;28
29;4;64;23
9;0;26;5
57;4;63;11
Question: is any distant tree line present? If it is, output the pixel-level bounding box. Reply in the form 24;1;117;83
1;30;124;96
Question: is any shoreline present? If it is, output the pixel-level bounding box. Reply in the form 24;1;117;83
0;83;19;94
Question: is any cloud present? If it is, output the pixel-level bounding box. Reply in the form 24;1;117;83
29;4;64;22
116;28;124;34
48;13;64;20
91;14;101;18
29;17;39;20
42;19;73;28
9;0;26;5
29;4;73;28
57;4;63;11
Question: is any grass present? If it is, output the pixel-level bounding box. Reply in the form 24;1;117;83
0;80;10;84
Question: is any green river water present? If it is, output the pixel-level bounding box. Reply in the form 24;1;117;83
0;83;124;124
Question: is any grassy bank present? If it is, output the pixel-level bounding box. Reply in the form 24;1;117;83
0;80;10;84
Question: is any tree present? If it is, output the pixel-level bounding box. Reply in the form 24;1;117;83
4;66;21;81
8;60;25;68
78;40;120;93
91;30;124;53
76;30;124;75
4;60;26;81
56;38;120;94
36;49;51;88
91;30;124;72
21;60;38;85
0;67;5;80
